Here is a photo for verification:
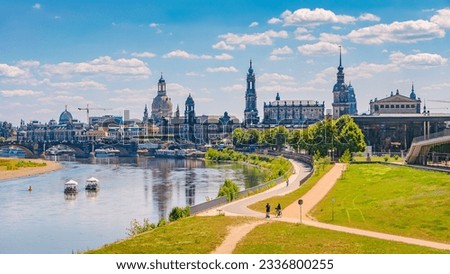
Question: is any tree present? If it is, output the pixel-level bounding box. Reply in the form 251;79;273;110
232;128;246;147
335;115;366;156
217;179;240;202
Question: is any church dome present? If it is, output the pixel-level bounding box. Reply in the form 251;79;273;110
59;107;73;124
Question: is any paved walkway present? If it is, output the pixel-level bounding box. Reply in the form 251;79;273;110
198;160;450;254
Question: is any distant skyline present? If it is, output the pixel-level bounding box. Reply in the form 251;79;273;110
1;0;450;125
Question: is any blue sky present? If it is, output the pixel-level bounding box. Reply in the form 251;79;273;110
1;0;450;125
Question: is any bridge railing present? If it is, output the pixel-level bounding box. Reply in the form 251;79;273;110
411;129;450;144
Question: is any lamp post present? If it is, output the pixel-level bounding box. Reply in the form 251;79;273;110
298;199;303;224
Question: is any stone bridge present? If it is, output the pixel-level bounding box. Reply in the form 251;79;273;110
0;141;138;158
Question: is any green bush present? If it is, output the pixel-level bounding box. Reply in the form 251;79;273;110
383;155;389;162
217;179;240;202
339;149;352;163
127;218;156;236
169;206;190;222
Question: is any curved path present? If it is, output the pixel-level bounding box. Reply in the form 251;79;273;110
199;160;450;253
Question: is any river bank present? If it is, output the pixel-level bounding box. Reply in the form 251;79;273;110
0;158;63;181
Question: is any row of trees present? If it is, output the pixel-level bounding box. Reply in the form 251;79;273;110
232;115;366;157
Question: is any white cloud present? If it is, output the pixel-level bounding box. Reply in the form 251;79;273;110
37;95;87;105
347;20;445;44
430;8;450;29
212;41;235;50
249;22;259;27
221;84;244;92
42;56;151;77
319;33;343;43
185;72;205;77
0;89;42;97
167;83;192;96
47;80;106;90
218;30;288;48
0;64;27;77
131;51;156;58
149;23;159;28
163;50;212;59
281;8;356;26
358;13;381;22
294;27;316;41
16;60;40;68
268;17;283;24
389;51;448;67
297;42;345;55
32;3;41;9
163;50;232;60
206;66;239;73
259;73;295;82
271;46;293;55
215;53;234;60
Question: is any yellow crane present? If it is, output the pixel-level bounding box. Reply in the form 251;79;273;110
77;104;111;127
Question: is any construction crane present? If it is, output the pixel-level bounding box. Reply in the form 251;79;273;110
78;104;111;127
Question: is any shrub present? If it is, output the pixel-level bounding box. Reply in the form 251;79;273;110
339;149;352;163
169;206;190;222
127;218;156;236
217;179;240;202
383;155;389;162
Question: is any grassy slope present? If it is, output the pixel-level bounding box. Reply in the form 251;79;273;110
87;216;257;254
310;164;450;243
234;222;449;254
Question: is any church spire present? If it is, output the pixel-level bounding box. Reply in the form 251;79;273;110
339;46;342;68
410;82;417;100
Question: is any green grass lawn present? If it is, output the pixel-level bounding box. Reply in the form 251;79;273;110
87;215;449;254
0;159;46;171
86;216;258;254
247;164;333;214
234;222;449;254
352;155;403;162
310;164;450;244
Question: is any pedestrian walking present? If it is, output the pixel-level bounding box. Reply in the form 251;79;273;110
286;178;289;187
265;203;270;218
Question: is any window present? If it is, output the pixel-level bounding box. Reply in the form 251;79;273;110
380;105;385;108
401;105;405;108
395;105;399;108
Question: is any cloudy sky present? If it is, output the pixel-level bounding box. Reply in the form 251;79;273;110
1;0;450;125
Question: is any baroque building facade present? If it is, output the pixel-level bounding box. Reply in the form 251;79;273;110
369;85;421;115
332;48;357;118
263;93;324;126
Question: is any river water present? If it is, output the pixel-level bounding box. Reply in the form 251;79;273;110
0;156;265;254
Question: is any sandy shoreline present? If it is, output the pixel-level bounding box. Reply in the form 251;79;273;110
0;158;63;181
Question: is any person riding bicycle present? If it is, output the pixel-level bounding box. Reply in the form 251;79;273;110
275;203;282;217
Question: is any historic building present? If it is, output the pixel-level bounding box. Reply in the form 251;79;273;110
332;48;357;118
151;74;173;124
263;93;325;126
244;60;259;126
369;85;421;115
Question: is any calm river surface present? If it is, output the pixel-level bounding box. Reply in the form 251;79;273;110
0;156;265;254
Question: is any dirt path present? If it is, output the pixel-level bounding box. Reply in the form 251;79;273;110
282;163;345;221
211;220;267;254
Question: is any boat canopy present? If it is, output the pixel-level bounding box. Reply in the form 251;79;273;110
86;177;99;183
65;180;78;186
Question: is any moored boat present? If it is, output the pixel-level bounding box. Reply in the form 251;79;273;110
64;180;79;194
85;177;100;191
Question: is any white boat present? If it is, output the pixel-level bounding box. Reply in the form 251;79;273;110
155;149;186;158
94;148;120;157
85;177;100;191
64;180;79;194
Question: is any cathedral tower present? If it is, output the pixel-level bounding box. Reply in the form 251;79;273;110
331;47;357;118
244;60;259;126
